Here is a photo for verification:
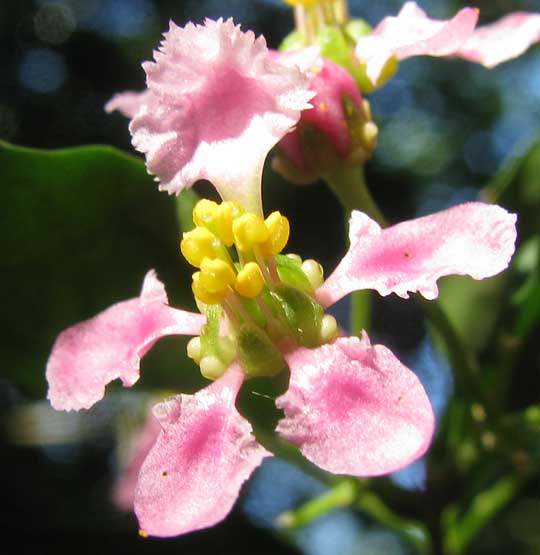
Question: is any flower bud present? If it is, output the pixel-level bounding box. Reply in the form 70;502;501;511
273;58;377;184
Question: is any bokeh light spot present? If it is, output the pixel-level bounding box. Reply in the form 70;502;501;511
34;2;76;45
18;48;67;93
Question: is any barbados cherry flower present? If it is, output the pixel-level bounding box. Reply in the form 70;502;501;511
353;1;540;86
105;18;314;215
46;17;519;539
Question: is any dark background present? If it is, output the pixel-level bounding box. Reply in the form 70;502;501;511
1;1;539;554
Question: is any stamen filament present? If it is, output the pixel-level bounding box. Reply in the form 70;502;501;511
253;245;275;286
227;291;257;326
267;257;280;283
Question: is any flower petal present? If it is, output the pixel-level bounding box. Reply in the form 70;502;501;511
356;2;478;84
46;270;205;411
130;18;313;214
276;334;435;476
457;12;540;68
105;90;152;119
134;364;270;537
316;202;517;306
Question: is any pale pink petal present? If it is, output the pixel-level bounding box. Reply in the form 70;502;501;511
457;12;540;68
276;334;435;476
356;2;478;84
113;409;162;511
130;18;313;214
105;90;152;119
316;202;517;306
46;270;206;411
134;364;270;537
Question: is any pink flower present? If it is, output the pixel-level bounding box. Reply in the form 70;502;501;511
106;18;314;214
355;2;540;85
457;12;540;68
46;201;516;537
46;270;206;412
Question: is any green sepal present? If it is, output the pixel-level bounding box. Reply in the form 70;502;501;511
237;324;286;378
279;29;308;52
199;305;234;364
239;296;267;328
275;254;313;293
344;19;373;42
271;283;324;348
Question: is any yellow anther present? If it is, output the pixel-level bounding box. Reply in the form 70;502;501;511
180;227;219;268
235;262;265;298
191;271;228;305
192;199;218;227
232;213;270;252
199;257;236;294
213;201;243;247
260;212;290;258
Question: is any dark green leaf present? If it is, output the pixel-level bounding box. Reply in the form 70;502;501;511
0;141;201;397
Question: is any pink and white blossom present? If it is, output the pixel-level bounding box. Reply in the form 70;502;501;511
355;2;478;84
355;2;540;85
134;365;270;536
277;334;434;476
46;200;516;537
46;270;205;411
107;19;314;214
316;203;517;306
457;12;540;68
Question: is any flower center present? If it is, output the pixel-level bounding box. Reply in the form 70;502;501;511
181;199;338;380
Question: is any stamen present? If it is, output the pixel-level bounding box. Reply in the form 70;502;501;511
181;227;220;268
181;198;339;380
235;262;265;298
199;257;236;294
260;212;290;258
192;199;218;227
191;271;228;305
213;201;243;247
232;213;270;252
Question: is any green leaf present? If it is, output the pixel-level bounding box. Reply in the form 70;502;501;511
486;138;540;241
0;141;202;398
437;273;508;353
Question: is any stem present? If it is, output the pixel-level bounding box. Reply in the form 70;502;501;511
419;298;493;412
350;289;371;335
276;480;357;529
356;491;433;554
442;471;532;554
325;165;386;225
